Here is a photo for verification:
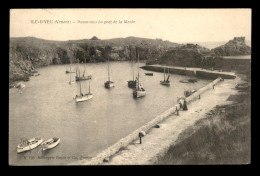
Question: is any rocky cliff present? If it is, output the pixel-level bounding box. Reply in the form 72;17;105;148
212;37;251;56
153;37;251;68
151;43;213;67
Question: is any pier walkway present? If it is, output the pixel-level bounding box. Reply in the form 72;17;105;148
71;76;239;165
141;64;236;79
101;78;238;165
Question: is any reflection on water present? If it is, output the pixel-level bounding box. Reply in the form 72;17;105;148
9;61;210;165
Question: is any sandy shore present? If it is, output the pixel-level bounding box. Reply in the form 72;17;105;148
101;78;239;165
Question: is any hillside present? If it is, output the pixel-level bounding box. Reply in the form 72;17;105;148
9;36;180;83
9;36;251;84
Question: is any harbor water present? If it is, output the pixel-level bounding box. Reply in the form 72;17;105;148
9;61;210;165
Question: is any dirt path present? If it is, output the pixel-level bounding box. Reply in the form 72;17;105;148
102;78;239;165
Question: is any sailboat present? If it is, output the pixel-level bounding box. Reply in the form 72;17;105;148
160;65;171;85
127;56;136;88
75;58;92;81
104;57;115;88
69;70;75;84
66;60;75;74
74;75;93;102
133;52;146;98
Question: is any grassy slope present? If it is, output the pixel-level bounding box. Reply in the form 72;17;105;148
155;75;251;164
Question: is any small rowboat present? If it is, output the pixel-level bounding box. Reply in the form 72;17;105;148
17;138;43;153
42;138;60;151
145;73;153;76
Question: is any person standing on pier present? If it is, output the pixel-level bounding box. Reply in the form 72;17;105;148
183;100;188;111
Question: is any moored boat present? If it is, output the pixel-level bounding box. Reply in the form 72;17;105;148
133;51;146;98
145;73;153;76
105;80;115;88
104;57;115;88
41;137;61;151
75;58;92;81
128;50;137;88
66;60;75;74
17;138;43;153
75;80;93;103
160;65;171;86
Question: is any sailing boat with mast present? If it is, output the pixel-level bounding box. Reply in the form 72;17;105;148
74;76;93;102
66;60;75;74
127;56;136;88
104;57;114;88
69;69;75;84
75;58;92;81
160;65;171;85
133;51;146;98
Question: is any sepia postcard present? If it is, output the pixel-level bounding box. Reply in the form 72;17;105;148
9;8;251;165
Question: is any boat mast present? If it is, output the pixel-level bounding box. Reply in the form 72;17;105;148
83;57;86;77
164;64;166;81
137;50;140;90
133;60;135;81
70;70;71;82
76;59;79;77
108;57;110;82
70;59;71;72
166;67;170;82
131;47;135;81
89;81;91;94
79;69;82;95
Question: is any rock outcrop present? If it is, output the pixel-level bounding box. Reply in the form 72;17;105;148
212;37;251;56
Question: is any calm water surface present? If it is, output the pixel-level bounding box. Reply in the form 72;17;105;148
9;61;210;165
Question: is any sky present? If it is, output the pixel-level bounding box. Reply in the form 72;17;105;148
10;9;251;43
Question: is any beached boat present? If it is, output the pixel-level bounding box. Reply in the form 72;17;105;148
17;138;43;153
75;80;93;102
133;52;146;98
160;65;171;85
104;57;115;88
75;58;92;81
41;137;60;151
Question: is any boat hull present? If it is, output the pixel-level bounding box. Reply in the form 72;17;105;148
75;94;93;102
17;138;43;153
42;138;61;151
145;73;153;76
75;75;92;81
104;81;115;88
160;81;171;86
133;90;146;98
